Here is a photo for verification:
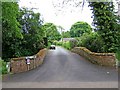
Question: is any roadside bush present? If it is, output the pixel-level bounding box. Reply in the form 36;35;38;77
76;32;104;53
69;40;77;49
116;51;120;61
47;42;52;49
55;41;72;50
0;59;8;74
62;41;71;50
56;41;63;46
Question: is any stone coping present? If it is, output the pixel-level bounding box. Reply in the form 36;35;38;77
71;47;116;67
10;48;47;73
75;47;115;56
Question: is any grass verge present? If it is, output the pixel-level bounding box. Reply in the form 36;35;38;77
115;51;120;61
0;59;8;75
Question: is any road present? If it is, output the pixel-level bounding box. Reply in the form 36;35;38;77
2;46;118;88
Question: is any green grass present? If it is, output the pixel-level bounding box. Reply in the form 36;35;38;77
115;51;120;61
62;41;71;50
0;59;8;74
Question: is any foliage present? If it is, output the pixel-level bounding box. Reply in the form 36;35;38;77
55;41;75;50
62;41;72;50
52;0;120;53
0;60;7;74
69;39;77;48
55;41;63;46
89;2;120;52
2;2;23;60
70;21;92;37
76;32;105;52
62;31;71;38
42;23;61;43
2;3;45;61
17;8;45;56
115;51;120;61
47;42;52;49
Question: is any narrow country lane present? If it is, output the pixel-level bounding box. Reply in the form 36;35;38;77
2;46;118;88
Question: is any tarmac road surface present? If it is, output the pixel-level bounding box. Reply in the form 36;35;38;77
2;46;118;88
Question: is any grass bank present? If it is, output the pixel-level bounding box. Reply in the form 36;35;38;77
0;59;8;75
115;51;120;61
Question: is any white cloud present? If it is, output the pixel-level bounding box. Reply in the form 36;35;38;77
19;0;93;31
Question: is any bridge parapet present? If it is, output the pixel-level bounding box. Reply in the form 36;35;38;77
10;48;47;74
71;47;116;67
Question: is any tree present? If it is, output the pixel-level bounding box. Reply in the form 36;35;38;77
2;2;23;60
57;26;64;41
17;8;45;56
89;2;120;52
62;31;71;38
70;21;92;37
42;23;61;43
52;0;120;53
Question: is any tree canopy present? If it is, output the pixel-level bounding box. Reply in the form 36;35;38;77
2;2;23;59
70;21;92;37
2;2;45;60
17;8;45;56
89;2;120;52
42;23;61;43
62;31;71;38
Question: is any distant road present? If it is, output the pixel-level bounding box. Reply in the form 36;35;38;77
3;46;118;88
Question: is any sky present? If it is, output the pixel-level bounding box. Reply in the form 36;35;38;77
18;0;93;32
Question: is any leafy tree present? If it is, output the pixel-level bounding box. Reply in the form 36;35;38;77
57;25;64;41
62;31;71;38
89;2;120;52
76;32;104;52
42;23;61;43
70;21;92;37
52;0;120;53
17;8;45;56
2;2;23;60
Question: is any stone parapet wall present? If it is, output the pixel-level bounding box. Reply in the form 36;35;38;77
10;48;47;74
71;47;116;67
